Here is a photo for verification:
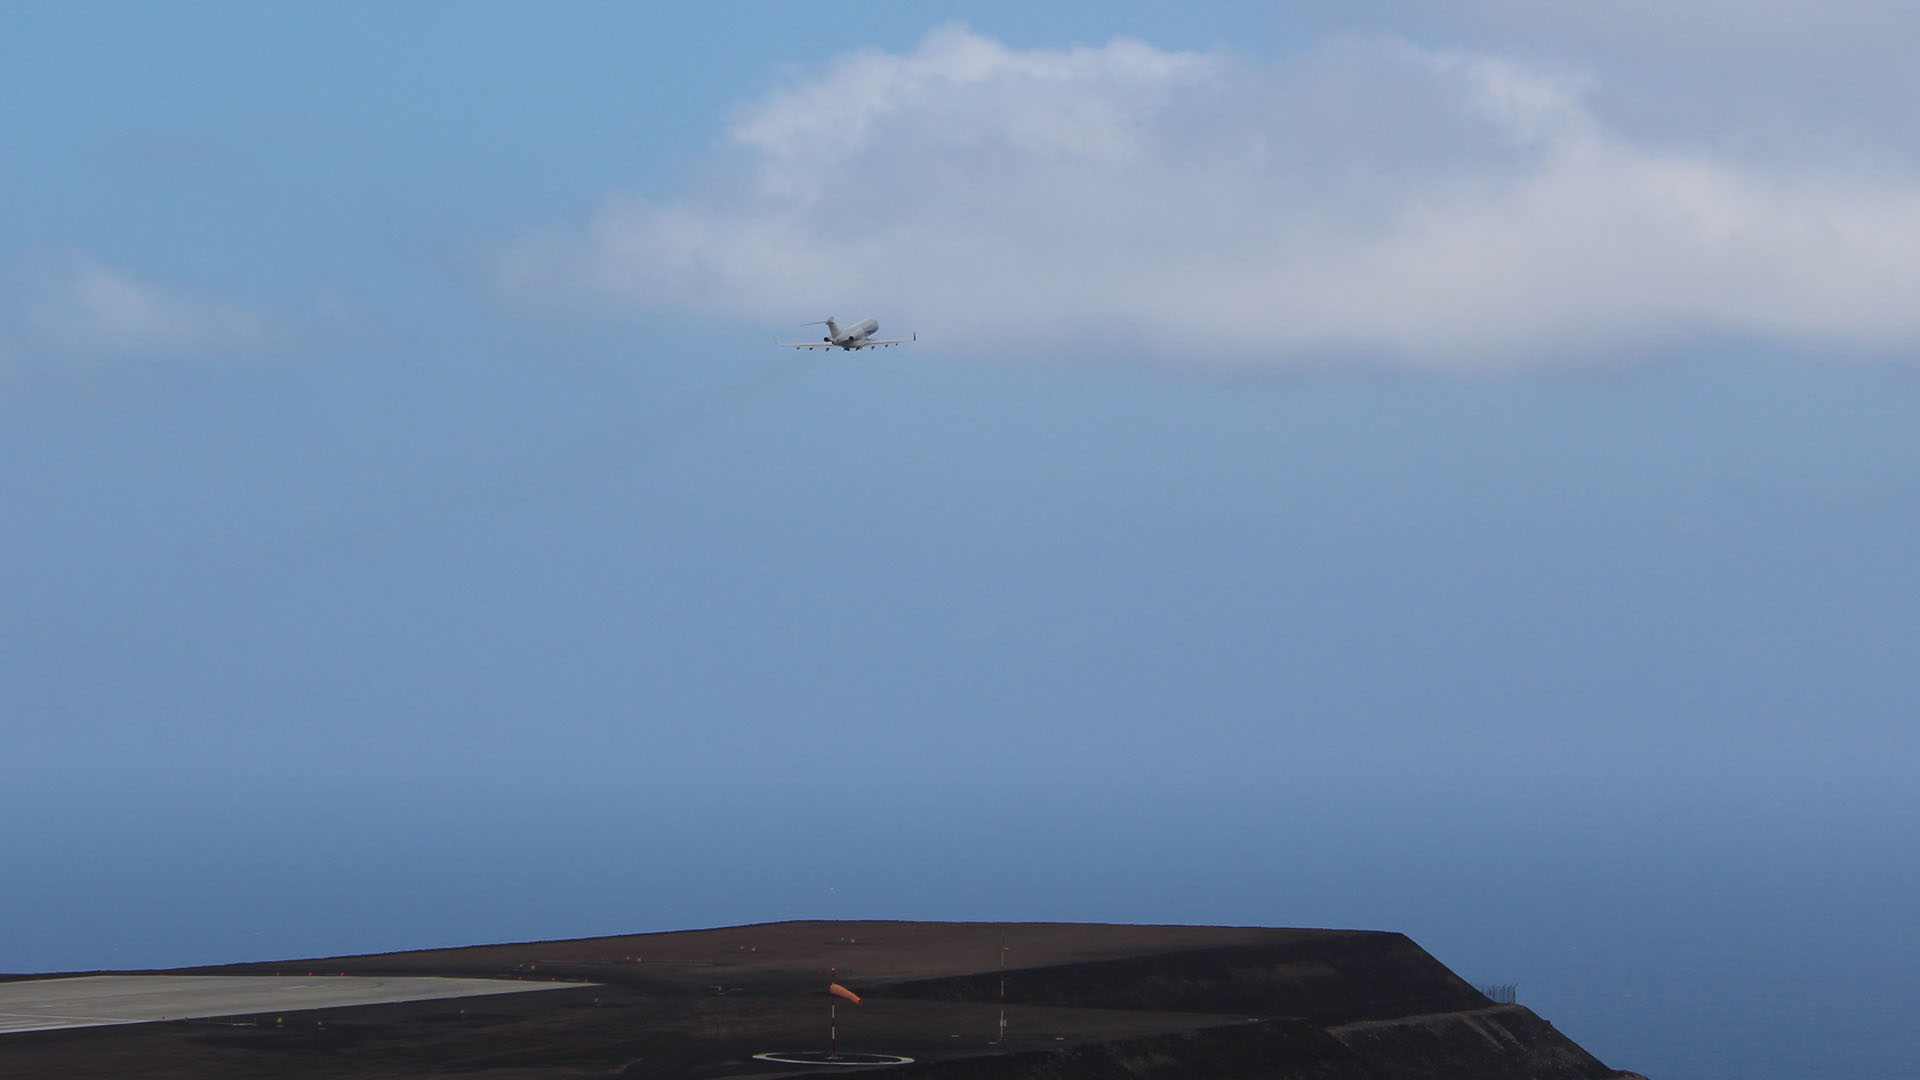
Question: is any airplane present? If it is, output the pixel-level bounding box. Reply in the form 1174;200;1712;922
778;317;914;351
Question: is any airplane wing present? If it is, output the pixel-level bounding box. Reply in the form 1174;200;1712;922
775;332;912;350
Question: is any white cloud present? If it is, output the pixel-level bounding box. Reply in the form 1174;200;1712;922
1442;0;1919;63
499;24;1920;368
2;255;271;371
1330;1;1920;162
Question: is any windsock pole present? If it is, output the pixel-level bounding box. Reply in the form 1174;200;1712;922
825;970;864;1056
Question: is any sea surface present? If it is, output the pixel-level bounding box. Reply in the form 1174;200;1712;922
1502;939;1918;1079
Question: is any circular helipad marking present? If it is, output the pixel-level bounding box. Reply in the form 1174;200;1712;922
753;1051;915;1066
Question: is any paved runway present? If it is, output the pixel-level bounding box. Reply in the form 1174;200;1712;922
0;974;584;1034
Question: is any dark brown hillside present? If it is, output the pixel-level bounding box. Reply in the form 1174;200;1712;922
1329;1005;1616;1080
0;921;1640;1080
886;931;1486;1023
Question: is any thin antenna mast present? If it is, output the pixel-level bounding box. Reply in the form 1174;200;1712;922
996;933;1008;1045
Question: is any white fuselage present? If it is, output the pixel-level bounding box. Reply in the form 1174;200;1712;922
824;317;881;348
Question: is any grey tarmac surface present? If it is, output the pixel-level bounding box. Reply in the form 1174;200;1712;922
0;974;584;1034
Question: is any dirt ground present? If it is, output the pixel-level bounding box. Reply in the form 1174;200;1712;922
0;921;1632;1080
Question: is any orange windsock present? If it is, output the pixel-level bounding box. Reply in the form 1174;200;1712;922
829;982;863;1005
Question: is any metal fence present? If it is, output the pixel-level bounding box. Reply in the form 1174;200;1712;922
1476;983;1518;1004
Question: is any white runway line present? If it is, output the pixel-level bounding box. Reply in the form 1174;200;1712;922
0;975;588;1034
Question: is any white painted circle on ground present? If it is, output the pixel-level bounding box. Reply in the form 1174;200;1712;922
753;1051;916;1065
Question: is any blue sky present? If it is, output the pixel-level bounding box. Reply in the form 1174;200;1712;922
4;5;1918;1078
